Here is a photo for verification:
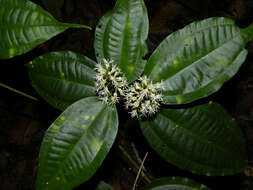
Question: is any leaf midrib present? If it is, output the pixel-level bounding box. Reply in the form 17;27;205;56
103;1;144;80
164;35;242;84
163;47;244;98
158;112;241;160
145;121;242;173
149;23;238;79
45;102;106;186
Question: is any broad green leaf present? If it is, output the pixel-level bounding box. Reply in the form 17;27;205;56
96;181;114;190
0;0;91;59
27;51;96;110
144;17;248;104
94;0;149;82
140;102;247;176
36;97;118;190
140;177;210;190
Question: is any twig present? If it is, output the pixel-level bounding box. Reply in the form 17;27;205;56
118;145;152;184
132;152;148;190
0;82;38;101
131;142;147;172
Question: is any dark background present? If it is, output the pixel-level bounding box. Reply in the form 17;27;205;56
0;0;253;189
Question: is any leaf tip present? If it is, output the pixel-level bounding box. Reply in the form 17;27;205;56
68;23;92;30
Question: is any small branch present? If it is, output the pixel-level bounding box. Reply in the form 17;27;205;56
118;145;152;184
0;82;38;101
131;142;147;172
132;152;148;190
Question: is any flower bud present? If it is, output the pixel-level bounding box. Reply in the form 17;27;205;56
94;59;127;105
125;76;163;118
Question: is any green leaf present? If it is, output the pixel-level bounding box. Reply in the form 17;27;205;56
0;0;91;59
241;23;253;42
27;51;96;110
140;177;210;190
144;17;248;104
94;0;149;82
96;181;114;190
140;102;247;176
36;97;118;190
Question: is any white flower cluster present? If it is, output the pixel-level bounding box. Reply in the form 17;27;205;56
95;59;127;105
125;76;163;118
94;59;164;118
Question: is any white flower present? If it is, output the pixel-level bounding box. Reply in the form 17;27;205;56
125;76;163;118
94;59;127;105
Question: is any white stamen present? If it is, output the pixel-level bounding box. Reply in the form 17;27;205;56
124;76;163;118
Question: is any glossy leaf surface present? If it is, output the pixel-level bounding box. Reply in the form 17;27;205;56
36;97;118;190
27;51;96;110
140;102;247;176
140;177;210;190
96;181;114;190
94;0;148;82
144;17;248;104
0;0;90;59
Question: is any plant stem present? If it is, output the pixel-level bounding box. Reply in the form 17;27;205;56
0;82;38;101
118;145;152;184
132;152;148;190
